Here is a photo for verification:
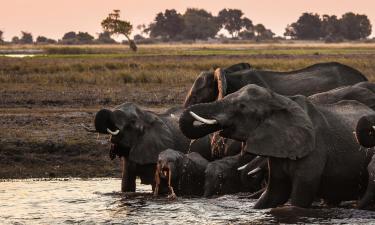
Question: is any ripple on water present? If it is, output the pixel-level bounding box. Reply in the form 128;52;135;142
1;178;375;224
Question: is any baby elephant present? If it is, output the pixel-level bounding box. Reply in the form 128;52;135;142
154;149;209;198
204;153;257;197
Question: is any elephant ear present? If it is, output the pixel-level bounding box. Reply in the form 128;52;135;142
355;114;375;148
214;68;227;99
245;95;316;160
224;62;251;73
94;109;116;134
129;112;175;165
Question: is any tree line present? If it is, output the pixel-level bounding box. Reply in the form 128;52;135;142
284;12;372;41
0;9;372;45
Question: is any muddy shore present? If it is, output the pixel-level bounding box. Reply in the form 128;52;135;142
1;48;375;179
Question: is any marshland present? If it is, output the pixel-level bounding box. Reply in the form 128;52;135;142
2;43;375;224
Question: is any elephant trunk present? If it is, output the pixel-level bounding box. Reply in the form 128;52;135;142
179;102;223;139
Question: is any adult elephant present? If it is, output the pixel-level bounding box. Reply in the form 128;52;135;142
184;62;367;107
93;103;210;192
179;84;375;209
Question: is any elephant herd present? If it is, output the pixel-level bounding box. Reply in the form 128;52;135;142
90;61;375;209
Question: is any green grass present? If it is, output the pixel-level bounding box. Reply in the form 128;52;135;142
1;43;375;86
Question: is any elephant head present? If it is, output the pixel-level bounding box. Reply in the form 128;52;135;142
204;156;242;197
184;63;251;107
355;114;375;148
94;103;175;165
180;82;316;160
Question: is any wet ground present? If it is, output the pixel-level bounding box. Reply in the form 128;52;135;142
2;178;375;224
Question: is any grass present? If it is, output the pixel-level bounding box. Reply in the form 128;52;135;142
1;42;375;178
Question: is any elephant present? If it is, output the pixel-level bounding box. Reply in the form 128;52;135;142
238;156;268;197
93;103;210;192
154;149;208;198
184;62;367;107
204;153;257;197
179;84;375;208
308;82;375;109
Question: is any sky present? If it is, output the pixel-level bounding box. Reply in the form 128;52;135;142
0;0;374;41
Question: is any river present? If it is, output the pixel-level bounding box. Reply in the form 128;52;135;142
1;178;375;224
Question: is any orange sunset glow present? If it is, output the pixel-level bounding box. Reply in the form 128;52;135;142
0;0;374;40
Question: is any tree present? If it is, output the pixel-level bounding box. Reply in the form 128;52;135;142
321;15;341;38
0;30;3;43
290;13;322;40
217;9;253;38
96;31;116;44
284;24;297;39
20;31;33;44
11;36;20;44
76;32;94;44
60;31;77;44
254;24;266;38
36;36;56;44
340;12;372;40
182;8;220;40
101;9;137;51
148;9;184;40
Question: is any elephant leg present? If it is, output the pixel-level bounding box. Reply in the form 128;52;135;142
254;176;291;209
254;160;291;209
290;178;320;208
358;156;375;209
121;157;136;192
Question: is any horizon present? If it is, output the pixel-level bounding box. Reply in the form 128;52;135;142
0;0;374;41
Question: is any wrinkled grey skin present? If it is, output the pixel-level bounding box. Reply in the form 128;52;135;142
156;149;209;196
308;82;375;109
204;153;255;197
184;62;367;107
94;103;210;192
358;155;375;208
180;84;375;208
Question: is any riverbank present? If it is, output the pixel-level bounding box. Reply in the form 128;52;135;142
1;43;375;178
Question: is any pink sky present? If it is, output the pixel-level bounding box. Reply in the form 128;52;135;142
0;0;374;41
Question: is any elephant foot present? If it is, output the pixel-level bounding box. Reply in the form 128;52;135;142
167;193;177;200
167;186;177;200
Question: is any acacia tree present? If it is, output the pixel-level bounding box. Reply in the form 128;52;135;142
101;9;137;51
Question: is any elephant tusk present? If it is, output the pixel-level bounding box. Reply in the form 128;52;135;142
190;111;218;125
107;128;120;135
372;126;375;131
248;167;262;176
353;131;359;144
237;163;248;171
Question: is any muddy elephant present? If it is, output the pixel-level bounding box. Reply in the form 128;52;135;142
154;149;208;197
93;103;210;192
184;62;367;107
179;84;375;208
204;153;257;197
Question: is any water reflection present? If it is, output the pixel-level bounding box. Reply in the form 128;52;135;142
1;178;375;224
1;54;37;58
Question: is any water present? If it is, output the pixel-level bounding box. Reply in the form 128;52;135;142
1;178;375;224
1;54;37;58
